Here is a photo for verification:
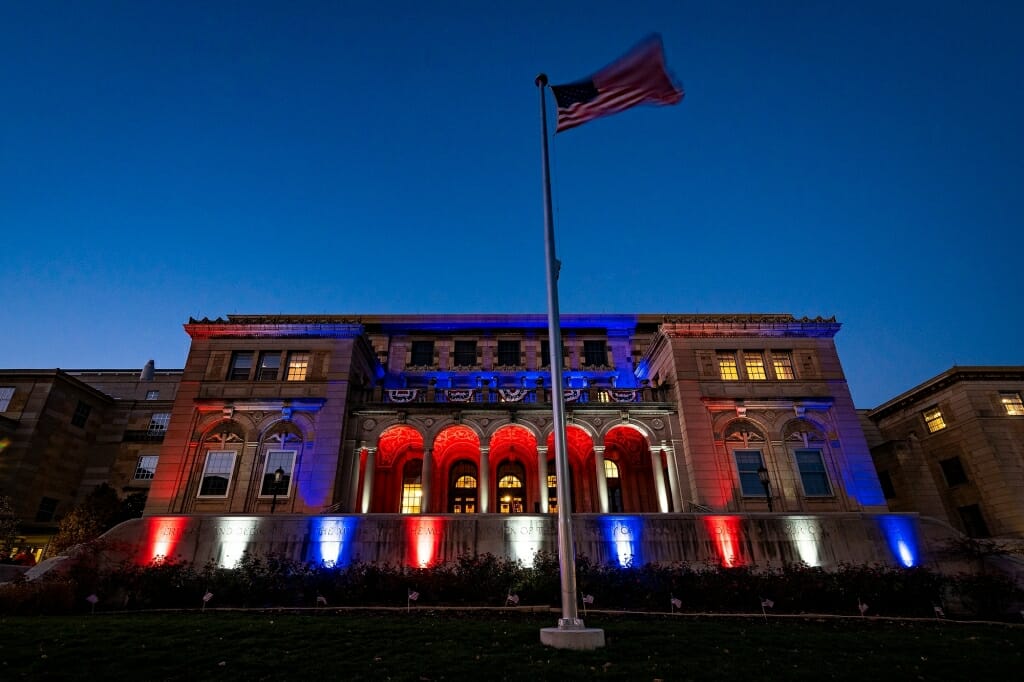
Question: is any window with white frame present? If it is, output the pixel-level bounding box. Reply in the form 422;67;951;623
286;352;310;381
145;390;160;400
734;450;767;496
794;449;832;496
256;352;281;381
771;352;795;380
133;455;159;480
198;451;237;496
0;387;13;411
718;352;739;380
923;406;946;433
744;352;767;380
1000;392;1024;416
259;450;296;496
400;460;423;514
228;351;253;380
148;412;171;435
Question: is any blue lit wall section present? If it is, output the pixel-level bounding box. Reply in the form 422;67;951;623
877;515;920;568
600;516;644;567
308;517;359;567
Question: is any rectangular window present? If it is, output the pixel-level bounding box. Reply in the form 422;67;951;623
734;450;766;496
228;352;253;380
259;450;296;496
795;449;833;496
453;340;477;367
198;451;237;497
718;352;739;380
583;340;607;367
497;340;521;367
0;386;13;411
957;504;990;537
35;497;58;522
145;390;160;400
410;341;434;367
923;407;946;433
286;352;310;381
256;352;281;381
134;455;159;481
148;412;171;435
1000;392;1024;416
772;352;795;380
71;400;91;427
744;352;767;380
939;456;968;487
877;470;897;499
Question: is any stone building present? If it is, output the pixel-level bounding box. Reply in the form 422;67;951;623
862;367;1024;538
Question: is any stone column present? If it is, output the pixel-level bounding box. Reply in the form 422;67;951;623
662;444;684;512
537;445;549;513
479;445;491;513
360;445;376;514
593;445;609;514
421;447;433;513
650;447;670;513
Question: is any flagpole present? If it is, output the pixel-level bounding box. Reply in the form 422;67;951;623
536;74;593;642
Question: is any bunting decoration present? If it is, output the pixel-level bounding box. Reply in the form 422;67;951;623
498;388;530;403
564;389;582;403
446;389;475;402
387;389;419;403
609;389;639;402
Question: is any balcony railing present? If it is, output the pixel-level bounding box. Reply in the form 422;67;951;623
351;386;673;406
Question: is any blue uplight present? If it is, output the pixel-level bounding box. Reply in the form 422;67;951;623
877;514;920;568
308;516;359;567
600;515;644;567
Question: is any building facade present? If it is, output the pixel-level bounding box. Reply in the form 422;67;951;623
863;367;1024;538
143;313;887;520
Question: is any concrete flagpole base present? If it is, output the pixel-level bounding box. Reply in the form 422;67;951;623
540;619;606;650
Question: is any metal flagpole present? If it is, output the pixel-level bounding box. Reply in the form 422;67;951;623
535;73;581;630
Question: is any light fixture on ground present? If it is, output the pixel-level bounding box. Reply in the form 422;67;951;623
757;465;773;512
271;467;285;513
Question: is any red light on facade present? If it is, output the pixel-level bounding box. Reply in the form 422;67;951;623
703;516;744;567
145;516;189;564
406;516;443;568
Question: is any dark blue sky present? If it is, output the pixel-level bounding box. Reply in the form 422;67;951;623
3;1;1022;407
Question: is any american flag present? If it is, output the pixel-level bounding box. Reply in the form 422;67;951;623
671;597;682;609
506;593;520;606
202;591;214;603
582;594;595;605
761;598;774;609
316;594;327;606
408;589;420;601
551;34;683;133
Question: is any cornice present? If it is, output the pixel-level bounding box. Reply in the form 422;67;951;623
185;319;364;340
868;366;1024;419
661;316;840;339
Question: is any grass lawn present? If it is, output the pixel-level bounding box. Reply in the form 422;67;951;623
2;610;1022;680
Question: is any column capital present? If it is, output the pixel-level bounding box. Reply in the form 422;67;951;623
592;445;606;454
365;445;378;455
536;445;549;455
479;444;490;455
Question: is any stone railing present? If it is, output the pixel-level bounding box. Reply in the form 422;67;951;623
351;386;674;406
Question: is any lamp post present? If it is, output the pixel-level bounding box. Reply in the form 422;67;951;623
270;467;285;513
757;465;773;512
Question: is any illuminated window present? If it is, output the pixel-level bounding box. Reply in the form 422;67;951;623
448;461;477;513
0;386;13;411
259;450;296;496
71;400;91;427
453;340;477;367
718;352;739;380
256;352;281;381
400;460;423;514
772;352;795;380
410;341;434;367
597;390;611;403
199;451;236;497
1000;392;1024;416
795;449;832;496
497;340;521;367
923;407;946;433
604;459;619;478
133;455;159;481
286;352;309;381
145;390;160;400
939;456;968;487
547;473;558;513
583;340;607;367
734;450;766;496
744;353;767;380
228;352;253;380
497;461;525;513
148;412;171;435
604;459;623;512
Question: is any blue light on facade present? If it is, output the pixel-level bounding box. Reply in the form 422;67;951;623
877;514;919;568
600;515;644;567
308;516;359;567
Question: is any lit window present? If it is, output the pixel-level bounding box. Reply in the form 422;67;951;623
401;460;423;514
583;340;607;367
604;459;623;512
134;455;159;481
199;451;236;497
410;341;434;367
795;449;832;496
597;390;611;403
718;352;739;380
228;352;253;380
259;450;296;496
1000;392;1024;416
453;340;477;367
939;456;968;487
71;401;91;427
744;353;767;380
923;407;946;433
603;459;620;478
145;390;160;400
734;450;766;496
497;462;525;513
497;340;521;367
547;473;559;513
286;352;309;381
256;352;281;381
148;412;171;435
0;387;13;411
772;352;795;380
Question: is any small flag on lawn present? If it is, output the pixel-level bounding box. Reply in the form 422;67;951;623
761;598;774;609
671;596;682;609
408;590;420;601
316;594;327;606
550;34;684;133
506;592;520;606
582;594;595;605
85;594;99;604
203;591;214;603
858;599;869;616
933;605;945;618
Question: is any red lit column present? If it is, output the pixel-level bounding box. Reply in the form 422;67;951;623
593;445;609;513
421;447;433;513
479;444;490;513
537;445;549;512
360;445;377;513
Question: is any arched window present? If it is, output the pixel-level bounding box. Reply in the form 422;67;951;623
497;461;525;513
448;461;477;513
546;460;575;513
604;459;623;513
400;459;423;514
